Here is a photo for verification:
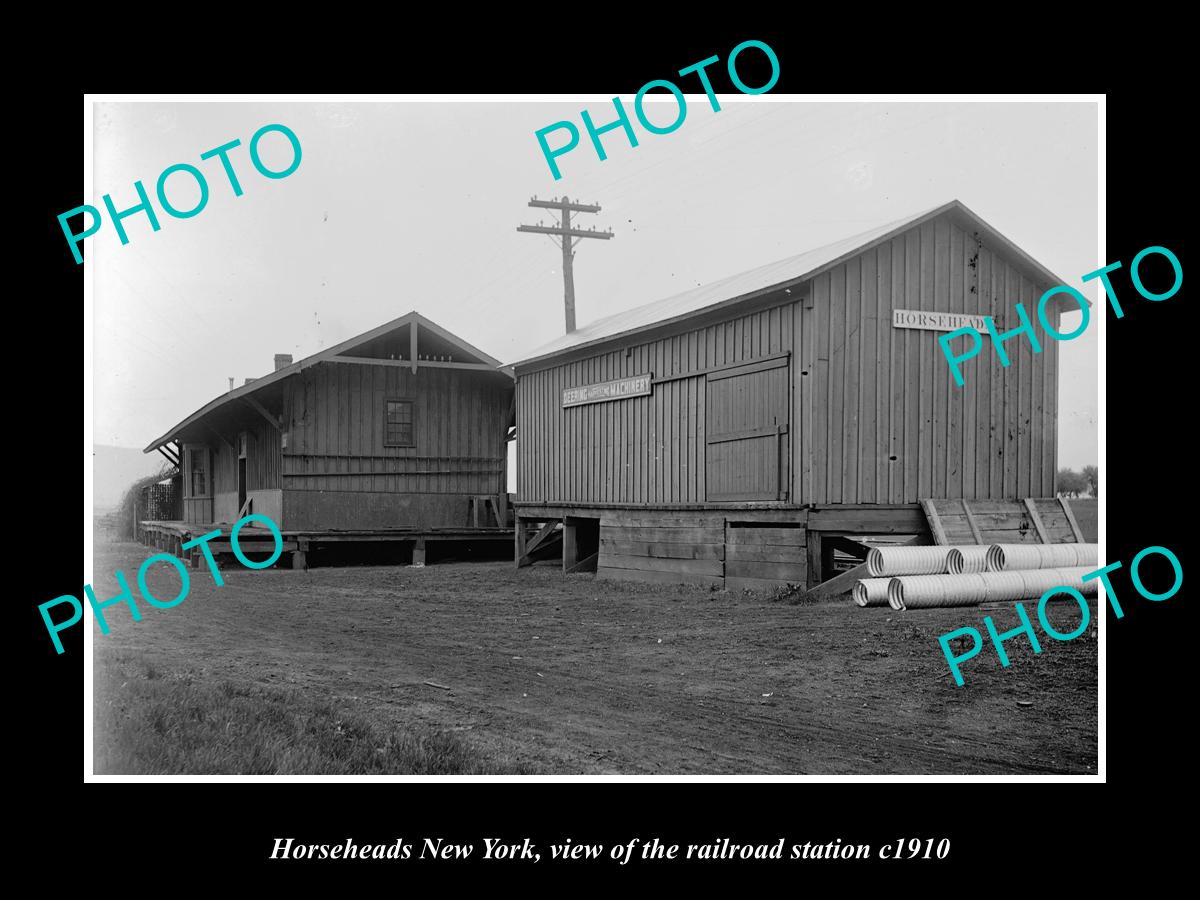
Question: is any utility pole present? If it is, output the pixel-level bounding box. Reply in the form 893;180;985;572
517;196;613;333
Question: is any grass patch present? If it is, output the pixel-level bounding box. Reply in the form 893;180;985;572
765;583;815;605
94;657;532;775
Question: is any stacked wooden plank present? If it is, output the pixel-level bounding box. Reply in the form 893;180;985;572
921;497;1095;546
597;513;725;587
724;525;807;593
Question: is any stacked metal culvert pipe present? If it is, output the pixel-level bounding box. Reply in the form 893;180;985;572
866;545;975;577
854;542;1099;611
886;567;1098;610
947;546;989;574
985;543;1098;572
852;577;891;607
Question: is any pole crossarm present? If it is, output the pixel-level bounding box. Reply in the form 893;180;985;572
516;225;614;240
528;197;602;213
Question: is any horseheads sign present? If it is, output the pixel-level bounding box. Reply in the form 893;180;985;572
892;309;994;332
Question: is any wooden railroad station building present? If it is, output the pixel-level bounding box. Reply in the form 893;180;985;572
509;201;1095;594
141;311;515;567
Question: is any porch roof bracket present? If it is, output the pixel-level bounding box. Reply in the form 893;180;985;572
241;396;283;433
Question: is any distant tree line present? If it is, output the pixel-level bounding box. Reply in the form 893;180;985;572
1057;465;1097;499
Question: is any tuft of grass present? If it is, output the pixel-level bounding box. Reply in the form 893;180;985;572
765;583;814;605
94;657;533;775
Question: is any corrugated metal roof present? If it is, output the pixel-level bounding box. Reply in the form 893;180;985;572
507;200;1068;368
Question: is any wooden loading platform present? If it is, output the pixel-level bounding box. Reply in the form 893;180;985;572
513;497;1098;598
137;520;512;569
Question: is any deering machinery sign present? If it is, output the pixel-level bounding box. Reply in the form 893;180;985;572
562;374;653;408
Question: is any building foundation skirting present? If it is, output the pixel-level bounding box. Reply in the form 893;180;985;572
513;504;928;592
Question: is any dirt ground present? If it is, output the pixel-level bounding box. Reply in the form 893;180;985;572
91;541;1097;775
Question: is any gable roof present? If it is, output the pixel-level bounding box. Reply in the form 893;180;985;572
143;311;505;453
508;200;1076;369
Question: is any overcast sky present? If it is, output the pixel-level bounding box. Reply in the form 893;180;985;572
92;99;1098;469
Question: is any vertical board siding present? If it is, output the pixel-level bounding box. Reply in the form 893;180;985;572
246;420;281;491
283;363;509;496
803;218;1057;503
517;304;796;505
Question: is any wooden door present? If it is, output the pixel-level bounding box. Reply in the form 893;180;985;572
705;357;790;501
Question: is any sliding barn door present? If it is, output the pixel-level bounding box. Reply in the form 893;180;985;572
705;357;790;501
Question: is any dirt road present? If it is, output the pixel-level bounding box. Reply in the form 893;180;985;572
92;542;1097;774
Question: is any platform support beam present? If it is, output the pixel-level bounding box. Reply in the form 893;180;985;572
562;518;579;573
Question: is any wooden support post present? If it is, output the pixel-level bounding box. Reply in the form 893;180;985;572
1023;498;1050;543
562;518;579;573
921;499;950;546
961;499;984;545
514;515;527;569
1058;497;1086;542
412;539;427;567
807;532;823;590
291;551;307;570
496;492;509;528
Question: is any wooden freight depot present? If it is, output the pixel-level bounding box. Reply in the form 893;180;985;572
141;311;514;567
508;201;1095;593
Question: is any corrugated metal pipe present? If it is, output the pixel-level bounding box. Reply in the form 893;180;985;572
853;578;891;607
887;574;987;610
986;543;1099;572
947;546;990;574
866;545;979;577
888;566;1099;610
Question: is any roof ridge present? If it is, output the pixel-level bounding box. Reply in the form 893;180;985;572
508;201;963;367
